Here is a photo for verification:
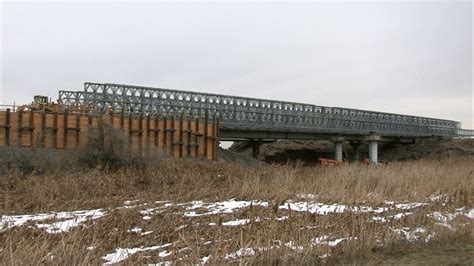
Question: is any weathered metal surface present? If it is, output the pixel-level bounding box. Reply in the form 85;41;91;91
58;82;471;138
0;110;218;160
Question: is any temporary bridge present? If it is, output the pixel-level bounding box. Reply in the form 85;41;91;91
54;82;474;163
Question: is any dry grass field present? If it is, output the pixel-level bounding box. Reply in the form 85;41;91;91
0;148;473;264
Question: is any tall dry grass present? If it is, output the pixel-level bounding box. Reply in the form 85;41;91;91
0;151;473;264
1;154;473;214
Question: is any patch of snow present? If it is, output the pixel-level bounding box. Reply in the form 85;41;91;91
394;202;427;210
183;199;268;217
127;227;153;236
428;208;473;229
279;201;348;215
428;194;446;202
393;212;412;219
128;227;143;233
312;235;355;247
176;225;187;230
139;203;172;218
279;200;388;215
139;208;162;215
1;213;53;231
225;248;256;260
372;212;412;222
391;227;427;242
222;219;251;226
102;243;172;264
87;246;96;251
1;209;105;234
372;216;387;222
275;216;289;221
465;209;474;219
284;241;304;252
158;250;172;257
201;255;211;264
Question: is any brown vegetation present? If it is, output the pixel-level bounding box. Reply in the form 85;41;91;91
0;149;473;264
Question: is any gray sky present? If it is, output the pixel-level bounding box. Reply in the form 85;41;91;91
1;1;473;128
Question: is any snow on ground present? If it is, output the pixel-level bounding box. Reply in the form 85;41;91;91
127;227;153;236
390;227;432;242
102;243;172;264
311;236;357;247
2;196;471;235
225;235;353;261
427;207;474;229
0;209;105;233
1;194;473;264
372;212;413;222
467;209;474;219
222;218;251;226
183;199;269;217
278;200;414;215
225;248;256;260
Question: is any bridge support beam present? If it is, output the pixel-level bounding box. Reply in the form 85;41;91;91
332;137;345;161
366;136;381;164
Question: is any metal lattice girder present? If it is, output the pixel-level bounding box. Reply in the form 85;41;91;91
57;82;468;138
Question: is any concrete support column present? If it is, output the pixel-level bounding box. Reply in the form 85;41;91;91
251;139;262;159
350;141;362;162
366;135;381;164
331;137;345;161
368;141;378;164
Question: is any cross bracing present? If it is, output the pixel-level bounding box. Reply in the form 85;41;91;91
58;82;472;138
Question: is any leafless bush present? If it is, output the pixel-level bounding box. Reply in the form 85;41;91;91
0;114;162;175
0;147;77;176
77;114;159;171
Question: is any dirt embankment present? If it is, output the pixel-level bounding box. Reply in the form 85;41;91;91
225;138;474;164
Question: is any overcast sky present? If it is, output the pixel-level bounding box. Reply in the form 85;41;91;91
1;1;472;128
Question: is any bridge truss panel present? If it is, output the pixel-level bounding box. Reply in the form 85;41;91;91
57;82;466;137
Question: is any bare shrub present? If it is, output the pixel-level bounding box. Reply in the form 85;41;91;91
0;147;78;176
77;113;157;171
0;113;161;176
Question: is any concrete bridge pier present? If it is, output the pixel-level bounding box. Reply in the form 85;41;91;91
350;141;362;162
332;137;345;161
250;139;262;159
366;136;381;164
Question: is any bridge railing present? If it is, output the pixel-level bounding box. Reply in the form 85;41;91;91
457;129;474;137
58;82;462;137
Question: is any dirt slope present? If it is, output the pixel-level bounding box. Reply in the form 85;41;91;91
226;138;474;164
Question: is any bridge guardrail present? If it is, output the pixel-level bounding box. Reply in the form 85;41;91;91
457;129;474;137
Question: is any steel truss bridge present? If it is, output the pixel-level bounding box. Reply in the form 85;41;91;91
58;82;474;142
